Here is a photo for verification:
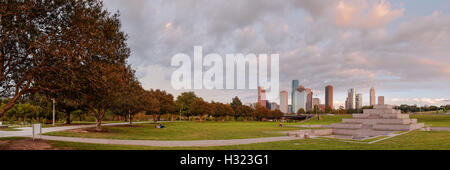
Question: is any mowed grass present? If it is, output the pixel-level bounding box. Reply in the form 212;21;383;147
0;127;22;131
44;121;303;140
410;114;450;127
44;130;450;150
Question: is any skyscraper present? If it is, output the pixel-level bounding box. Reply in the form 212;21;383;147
257;86;266;108
356;93;363;109
370;87;376;106
306;88;313;112
325;85;333;109
378;96;385;105
280;91;289;113
291;80;299;112
347;88;356;109
294;85;307;114
312;98;320;108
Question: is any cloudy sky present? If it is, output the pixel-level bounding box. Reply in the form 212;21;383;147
103;0;450;108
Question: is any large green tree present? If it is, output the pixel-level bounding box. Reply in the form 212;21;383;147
0;0;72;117
230;96;242;113
189;98;211;122
146;89;176;123
235;105;254;121
175;92;198;120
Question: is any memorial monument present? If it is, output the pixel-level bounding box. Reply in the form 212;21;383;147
330;104;424;139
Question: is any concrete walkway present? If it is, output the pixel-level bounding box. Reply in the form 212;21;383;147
0;121;150;138
38;135;298;147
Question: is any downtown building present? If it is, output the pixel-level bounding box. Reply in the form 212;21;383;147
257;86;267;108
291;80;299;113
356;93;363;109
370;87;376;106
293;85;307;114
346;88;356;109
306;88;313;112
280;91;289;113
325;85;333;109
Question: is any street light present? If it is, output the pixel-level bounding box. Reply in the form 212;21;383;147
51;98;55;126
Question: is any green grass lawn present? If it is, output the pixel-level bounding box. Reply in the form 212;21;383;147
44;121;303;140
410;114;450;127
43;130;450;150
0;127;22;131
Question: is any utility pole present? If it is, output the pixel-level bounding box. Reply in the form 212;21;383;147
52;98;56;126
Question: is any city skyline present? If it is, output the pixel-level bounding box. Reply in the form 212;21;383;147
102;0;450;107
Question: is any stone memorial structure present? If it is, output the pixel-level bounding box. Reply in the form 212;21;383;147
330;104;424;139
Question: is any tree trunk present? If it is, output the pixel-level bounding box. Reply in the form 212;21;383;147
95;118;102;131
66;112;71;124
129;113;133;126
152;114;157;123
199;115;203;122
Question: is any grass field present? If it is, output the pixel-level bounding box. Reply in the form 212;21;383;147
2;114;450;150
43;114;450;141
410;114;450;127
40;130;450;150
44;121;304;140
0;127;22;131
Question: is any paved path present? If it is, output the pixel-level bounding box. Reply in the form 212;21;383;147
430;127;450;131
1;121;301;147
0;122;151;138
38;135;299;147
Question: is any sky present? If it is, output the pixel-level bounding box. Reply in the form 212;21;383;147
102;0;450;108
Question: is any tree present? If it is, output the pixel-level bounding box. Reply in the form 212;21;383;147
235;105;253;121
313;105;320;120
296;108;306;114
54;0;130;131
271;109;284;121
1;0;131;130
254;105;269;121
189;98;211;122
211;102;233;122
111;70;144;126
147;89;176;123
0;0;74;117
230;96;242;113
175;92;198;120
325;105;333;114
142;90;160;123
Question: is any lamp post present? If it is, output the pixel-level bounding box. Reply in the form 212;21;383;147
51;98;55;126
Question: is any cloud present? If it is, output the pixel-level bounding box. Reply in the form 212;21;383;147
391;98;450;106
102;0;450;105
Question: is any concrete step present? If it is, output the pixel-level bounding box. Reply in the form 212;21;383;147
342;118;416;125
333;129;395;137
330;135;355;140
354;113;409;119
373;123;424;131
329;123;362;129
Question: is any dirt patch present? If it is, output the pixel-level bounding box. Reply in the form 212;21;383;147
0;139;58;150
0;140;8;145
114;125;144;128
67;128;89;133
